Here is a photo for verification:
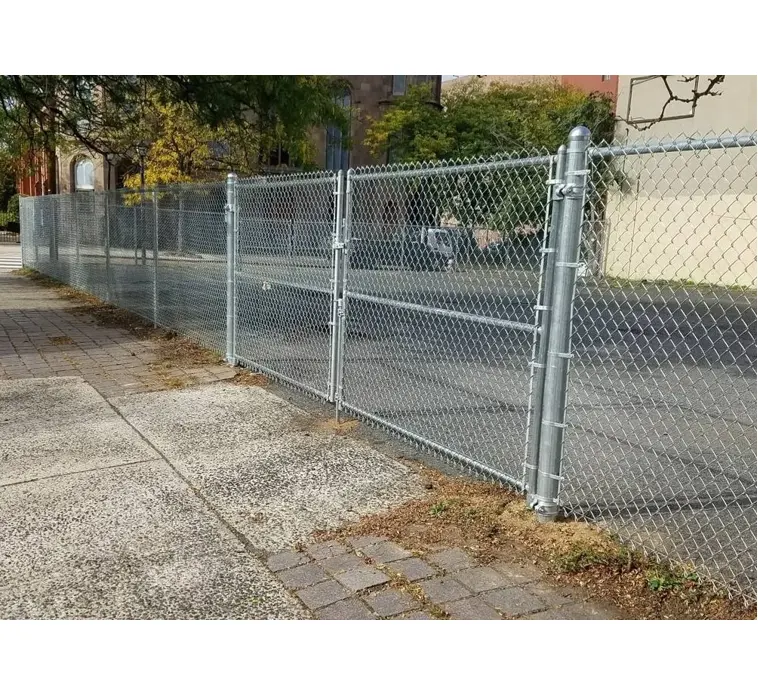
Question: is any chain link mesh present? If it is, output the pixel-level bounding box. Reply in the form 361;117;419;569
152;182;227;352
340;151;553;486
560;131;757;600
235;172;339;398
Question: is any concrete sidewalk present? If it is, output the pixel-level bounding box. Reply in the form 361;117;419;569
0;266;618;619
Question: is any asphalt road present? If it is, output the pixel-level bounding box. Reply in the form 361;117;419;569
30;248;758;597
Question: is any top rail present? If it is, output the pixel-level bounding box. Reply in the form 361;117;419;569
589;132;757;159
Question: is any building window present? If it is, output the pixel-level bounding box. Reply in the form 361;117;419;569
601;75;612;82
392;76;407;96
326;90;351;171
74;158;95;191
268;145;290;168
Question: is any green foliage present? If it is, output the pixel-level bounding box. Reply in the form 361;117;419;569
646;567;700;592
6;192;19;219
366;80;615;163
0;75;350;183
429;501;451;517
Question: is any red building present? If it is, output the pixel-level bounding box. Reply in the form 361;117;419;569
16;148;57;197
561;75;619;107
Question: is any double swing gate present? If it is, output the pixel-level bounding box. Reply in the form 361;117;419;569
20;126;758;601
226;138;575;503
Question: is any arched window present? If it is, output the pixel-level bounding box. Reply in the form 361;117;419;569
74;158;95;191
326;90;351;171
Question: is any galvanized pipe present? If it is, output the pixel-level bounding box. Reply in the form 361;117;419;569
589;131;756;159
152;190;159;327
351;154;554;181
345;290;539;334
104;193;111;302
334;170;355;415
225;173;238;365
533;126;591;522
525;146;567;503
327;171;345;402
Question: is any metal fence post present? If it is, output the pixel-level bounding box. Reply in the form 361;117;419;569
525;145;567;504
334;170;354;417
74;195;81;264
225;173;238;365
177;196;185;254
533;125;590;522
152;190;159;327
328;171;346;403
133;206;138;265
104;193;111;303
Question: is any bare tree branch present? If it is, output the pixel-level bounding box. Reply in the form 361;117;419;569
620;75;725;131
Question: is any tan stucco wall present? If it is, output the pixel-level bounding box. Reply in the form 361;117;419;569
602;75;757;288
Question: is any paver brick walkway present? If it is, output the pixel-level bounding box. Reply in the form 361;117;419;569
268;538;619;620
0;269;234;396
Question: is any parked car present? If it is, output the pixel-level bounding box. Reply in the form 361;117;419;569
349;226;456;271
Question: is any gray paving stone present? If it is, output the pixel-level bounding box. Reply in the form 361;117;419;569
453;566;511;593
334;565;390;592
386;557;437;581
266;550;311;572
365;588;420;617
306;540;349;561
525;581;578;607
481;587;546;617
348;535;387;549
275;563;329;591
489;561;542;586
524;602;615;620
418;576;471;604
296;580;350;610
319;552;365;574
360;540;412;564
315;598;375;620
444;596;503;620
427;547;476;572
393;611;436;620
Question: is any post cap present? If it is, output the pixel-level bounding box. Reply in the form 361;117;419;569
568;125;591;142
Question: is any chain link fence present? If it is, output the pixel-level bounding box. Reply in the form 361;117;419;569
559;131;757;599
17;127;757;602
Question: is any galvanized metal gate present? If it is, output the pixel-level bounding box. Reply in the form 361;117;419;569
232;172;341;400
333;151;562;491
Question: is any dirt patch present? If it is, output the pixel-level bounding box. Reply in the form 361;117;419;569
315;461;755;620
231;370;270;388
287;412;362;437
49;336;73;345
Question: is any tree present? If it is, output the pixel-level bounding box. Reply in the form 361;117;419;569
365;80;616;163
118;91;255;189
0;75;350;181
364;81;616;248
